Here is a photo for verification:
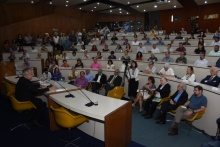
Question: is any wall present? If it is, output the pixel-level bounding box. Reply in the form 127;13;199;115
160;3;220;34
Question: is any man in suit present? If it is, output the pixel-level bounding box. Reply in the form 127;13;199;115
105;69;122;96
91;68;107;93
155;83;188;124
201;67;220;87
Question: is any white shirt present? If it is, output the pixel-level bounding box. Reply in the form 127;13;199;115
145;66;156;74
53;36;59;44
194;58;208;67
42;72;52;79
151;48;160;54
209;50;220;56
181;74;196;82
96;74;102;82
126;68;139;81
164;48;173;53
210;41;220;46
106;64;115;69
131;41;140;45
77;41;84;46
122;33;129;36
137;47;147;53
19;53;29;59
159;68;175;76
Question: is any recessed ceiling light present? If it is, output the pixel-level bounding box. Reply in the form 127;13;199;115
174;5;176;8
143;10;146;12
49;1;52;4
110;6;112;8
31;1;34;4
97;2;99;5
110;10;112;12
128;2;130;4
119;12;122;13
66;1;69;3
137;5;139;8
119;8;121;10
168;0;170;2
79;7;81;9
127;12;129;14
94;7;96;8
204;1;207;3
91;10;93;11
154;5;157;8
84;0;86;1
66;4;68;7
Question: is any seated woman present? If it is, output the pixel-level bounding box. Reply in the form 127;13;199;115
125;43;132;52
181;66;196;82
115;44;123;53
106;59;115;70
71;51;78;59
75;58;84;68
194;43;206;54
8;52;16;62
142;77;171;119
91;45;98;52
61;59;70;67
99;39;106;46
121;50;131;62
102;45;110;52
79;45;87;52
96;51;102;59
51;67;62;81
132;76;156;112
136;51;143;61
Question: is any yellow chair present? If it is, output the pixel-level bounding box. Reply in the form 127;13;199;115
158;95;171;106
7;93;36;131
50;106;89;147
107;86;126;99
185;109;205;136
2;81;15;96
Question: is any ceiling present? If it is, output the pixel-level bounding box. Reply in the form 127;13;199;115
4;0;220;15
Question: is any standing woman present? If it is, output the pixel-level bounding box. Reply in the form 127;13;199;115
127;60;139;100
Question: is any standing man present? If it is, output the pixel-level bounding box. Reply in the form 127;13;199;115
91;69;107;93
15;68;56;127
105;69;122;95
168;85;207;136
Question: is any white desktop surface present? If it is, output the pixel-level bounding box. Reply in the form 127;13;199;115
49;89;128;121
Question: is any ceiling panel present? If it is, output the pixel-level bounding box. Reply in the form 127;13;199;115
80;3;110;11
110;0;151;5
100;7;130;15
194;0;220;5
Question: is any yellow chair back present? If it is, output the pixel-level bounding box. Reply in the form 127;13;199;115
186;109;206;122
7;93;36;111
50;106;88;128
2;81;15;95
107;86;126;99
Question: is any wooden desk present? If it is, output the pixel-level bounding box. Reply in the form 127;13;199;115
49;89;132;147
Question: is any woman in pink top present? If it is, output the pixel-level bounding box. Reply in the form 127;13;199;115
90;57;101;69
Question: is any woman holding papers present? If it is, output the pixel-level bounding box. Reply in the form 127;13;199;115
132;76;156;113
126;61;139;101
181;66;196;82
142;77;171;119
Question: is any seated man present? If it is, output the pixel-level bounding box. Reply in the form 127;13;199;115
131;38;139;45
68;66;79;85
182;37;191;45
136;43;146;53
162;52;174;62
175;42;186;52
91;68;107;93
194;52;209;67
42;67;51;80
156;37;165;45
85;69;93;82
201;67;220;87
15;68;56;127
81;51;90;59
144;37;152;45
175;33;183;39
210;37;220;46
175;52;187;64
108;51;116;60
143;61;156;74
158;62;175;78
151;44;160;54
90;57;101;69
74;71;88;88
209;45;220;56
163;44;173;53
168;85;207;136
155;83;188;124
147;53;158;62
105;69;122;95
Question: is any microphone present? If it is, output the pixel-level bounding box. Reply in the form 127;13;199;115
54;81;75;98
77;86;97;107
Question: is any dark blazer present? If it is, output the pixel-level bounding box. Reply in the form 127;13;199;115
171;90;188;106
156;83;171;98
107;75;122;87
93;74;107;85
201;75;220;87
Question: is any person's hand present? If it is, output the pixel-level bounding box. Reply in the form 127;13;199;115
184;110;193;116
170;99;174;105
49;86;56;91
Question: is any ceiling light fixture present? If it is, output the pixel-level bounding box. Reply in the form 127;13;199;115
31;1;34;4
119;12;122;13
91;10;93;11
128;2;130;4
204;1;207;3
154;5;157;8
127;12;129;14
97;2;99;5
66;1;69;3
137;5;139;8
66;4;68;7
119;8;121;10
94;7;96;8
84;0;86;1
168;0;170;2
110;6;112;8
79;7;81;9
49;1;52;5
174;5;176;8
110;10;112;12
143;10;146;12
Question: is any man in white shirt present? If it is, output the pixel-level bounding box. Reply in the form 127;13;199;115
151;44;160;54
143;61;156;74
210;37;220;46
164;44;173;53
19;50;30;60
122;31;129;37
136;43;146;53
159;62;175;78
131;38;140;45
209;45;220;56
194;53;209;67
42;68;52;80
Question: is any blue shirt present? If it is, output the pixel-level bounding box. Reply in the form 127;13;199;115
144;41;152;45
156;41;165;45
85;73;93;82
189;94;207;110
51;73;62;81
174;92;183;102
